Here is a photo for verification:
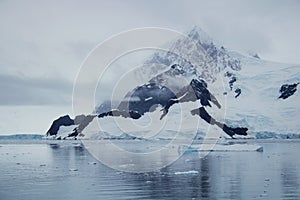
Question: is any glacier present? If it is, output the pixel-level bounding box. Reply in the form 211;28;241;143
222;54;300;135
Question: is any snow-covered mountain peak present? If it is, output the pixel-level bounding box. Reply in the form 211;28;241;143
47;26;300;140
143;27;242;83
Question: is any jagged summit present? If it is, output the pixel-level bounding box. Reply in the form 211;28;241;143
143;27;242;83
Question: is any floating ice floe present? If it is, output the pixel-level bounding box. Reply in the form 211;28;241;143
174;170;199;175
184;143;263;152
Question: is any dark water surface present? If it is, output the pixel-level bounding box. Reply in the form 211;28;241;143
0;140;300;200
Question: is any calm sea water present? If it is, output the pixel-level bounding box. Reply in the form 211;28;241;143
0;139;300;200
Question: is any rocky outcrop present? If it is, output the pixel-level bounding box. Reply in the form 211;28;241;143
46;114;95;139
46;115;74;136
156;78;248;137
98;110;141;119
74;115;96;135
279;83;299;99
224;71;237;91
125;82;176;115
74;114;86;125
191;107;248;137
234;88;241;98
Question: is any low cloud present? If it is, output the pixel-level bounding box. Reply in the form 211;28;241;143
0;74;73;105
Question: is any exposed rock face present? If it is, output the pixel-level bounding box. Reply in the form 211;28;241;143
229;77;237;91
127;83;176;115
112;66;221;117
279;83;299;99
191;107;248;137
98;110;141;119
75;115;96;134
158;78;221;120
46;115;74;136
160;78;221;110
224;71;237;91
235;88;241;98
190;79;221;108
155;78;248;138
74;114;86;125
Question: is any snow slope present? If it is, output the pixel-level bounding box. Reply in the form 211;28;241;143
222;54;300;135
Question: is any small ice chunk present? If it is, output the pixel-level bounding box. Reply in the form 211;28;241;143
174;170;199;175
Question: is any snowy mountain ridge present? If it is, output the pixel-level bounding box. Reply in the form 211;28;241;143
141;26;241;84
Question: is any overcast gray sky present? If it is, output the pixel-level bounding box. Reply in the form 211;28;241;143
0;0;300;134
